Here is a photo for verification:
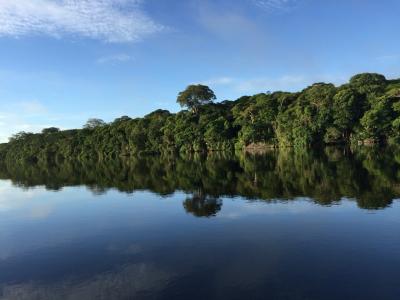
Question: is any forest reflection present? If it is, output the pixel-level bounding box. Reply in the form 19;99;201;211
1;147;400;214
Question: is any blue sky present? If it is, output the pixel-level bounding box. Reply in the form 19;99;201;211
0;0;400;142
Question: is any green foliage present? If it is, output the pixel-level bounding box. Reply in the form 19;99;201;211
332;87;364;140
359;97;395;140
1;73;400;163
177;84;216;113
84;118;106;129
276;83;336;147
233;93;278;147
349;73;387;96
324;127;343;144
42;127;60;135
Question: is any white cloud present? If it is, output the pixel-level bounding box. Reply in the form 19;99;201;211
97;53;133;64
0;0;163;43
253;0;298;11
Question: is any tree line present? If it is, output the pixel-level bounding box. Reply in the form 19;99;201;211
0;73;400;163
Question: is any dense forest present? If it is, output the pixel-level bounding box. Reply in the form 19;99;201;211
1;72;400;163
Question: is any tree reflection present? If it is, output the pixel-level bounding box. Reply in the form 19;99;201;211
183;190;222;217
0;147;399;213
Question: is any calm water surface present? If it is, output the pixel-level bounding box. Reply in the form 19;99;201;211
0;149;399;299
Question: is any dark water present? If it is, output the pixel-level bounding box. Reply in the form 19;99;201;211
0;148;399;299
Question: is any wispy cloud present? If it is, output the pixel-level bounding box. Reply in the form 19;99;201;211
203;75;307;93
252;0;299;12
377;54;400;63
199;10;258;40
0;0;163;43
0;99;124;143
97;53;133;64
0;116;51;143
235;75;306;92
201;77;235;86
0;263;173;300
195;2;269;56
200;73;348;94
0;100;54;142
17;100;48;115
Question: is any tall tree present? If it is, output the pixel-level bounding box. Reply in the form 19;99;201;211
177;84;216;114
84;118;106;129
42;127;60;135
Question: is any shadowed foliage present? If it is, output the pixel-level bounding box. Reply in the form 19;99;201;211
0;147;399;212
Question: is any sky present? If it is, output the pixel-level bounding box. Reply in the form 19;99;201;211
0;0;400;142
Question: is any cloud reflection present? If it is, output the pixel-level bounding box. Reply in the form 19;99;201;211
0;263;173;300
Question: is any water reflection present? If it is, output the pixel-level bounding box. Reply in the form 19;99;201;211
1;147;399;212
183;191;223;217
1;263;173;300
0;148;400;299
